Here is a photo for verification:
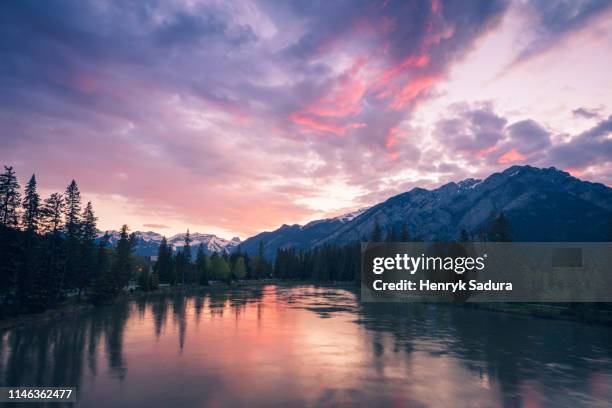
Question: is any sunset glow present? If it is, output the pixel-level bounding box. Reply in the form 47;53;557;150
1;0;611;238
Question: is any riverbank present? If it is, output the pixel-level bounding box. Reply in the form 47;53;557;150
0;280;298;331
0;283;226;331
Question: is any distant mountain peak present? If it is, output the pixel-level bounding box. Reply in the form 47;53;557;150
316;165;612;246
333;207;368;222
97;229;239;257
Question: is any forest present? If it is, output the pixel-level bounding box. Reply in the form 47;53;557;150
0;164;511;318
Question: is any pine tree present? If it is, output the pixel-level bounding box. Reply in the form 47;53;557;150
34;221;66;308
64;180;82;291
111;225;134;290
90;233;117;303
64;180;82;237
81;202;97;243
182;230;192;284
0;166;21;228
195;244;209;285
79;202;97;291
41;193;64;234
22;174;40;232
154;237;174;284
16;175;42;308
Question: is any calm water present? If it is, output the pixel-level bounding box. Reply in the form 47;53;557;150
1;285;612;407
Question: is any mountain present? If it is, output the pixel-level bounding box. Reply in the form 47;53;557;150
170;233;241;255
99;166;611;260
321;165;612;244
239;208;367;259
97;231;241;257
240;166;611;258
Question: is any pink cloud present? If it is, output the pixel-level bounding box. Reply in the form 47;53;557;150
498;148;527;164
374;54;431;89
564;167;585;177
387;74;442;110
476;145;499;158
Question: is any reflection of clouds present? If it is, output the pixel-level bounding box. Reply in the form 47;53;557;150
2;286;612;406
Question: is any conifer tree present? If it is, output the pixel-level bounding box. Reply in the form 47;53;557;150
154;237;174;284
22;174;40;232
41;193;64;234
16;175;42;308
91;233;117;303
195;244;209;285
64;180;82;238
111;225;134;290
31;192;68;306
64;180;82;291
0;166;21;228
182;230;192;284
79;202;97;291
175;251;185;285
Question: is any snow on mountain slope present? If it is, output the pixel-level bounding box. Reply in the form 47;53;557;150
97;230;240;257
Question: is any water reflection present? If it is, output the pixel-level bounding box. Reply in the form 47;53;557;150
1;285;611;407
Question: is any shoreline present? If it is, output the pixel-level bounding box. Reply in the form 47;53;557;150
0;280;290;331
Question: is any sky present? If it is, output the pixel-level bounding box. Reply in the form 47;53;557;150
1;0;611;239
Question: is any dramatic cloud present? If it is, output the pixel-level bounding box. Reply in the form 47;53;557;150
429;104;612;185
0;0;610;237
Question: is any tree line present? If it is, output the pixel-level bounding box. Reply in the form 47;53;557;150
145;233;272;290
0;165;138;315
0;164;275;317
0;163;511;317
274;214;513;283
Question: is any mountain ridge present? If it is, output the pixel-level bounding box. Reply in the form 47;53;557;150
240;165;611;258
100;166;611;259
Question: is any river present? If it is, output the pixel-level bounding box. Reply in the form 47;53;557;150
1;285;611;407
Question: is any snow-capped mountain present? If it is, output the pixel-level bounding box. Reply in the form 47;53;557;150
333;208;368;223
319;165;611;245
169;233;241;255
98;166;611;260
97;230;240;257
239;166;611;259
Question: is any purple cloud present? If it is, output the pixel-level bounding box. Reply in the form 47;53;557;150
0;0;609;236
